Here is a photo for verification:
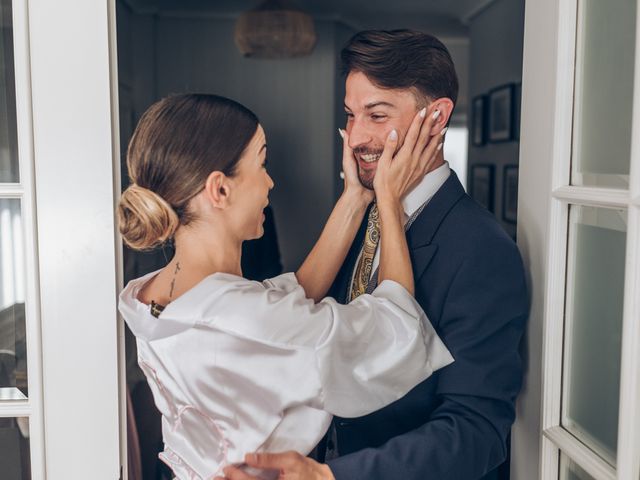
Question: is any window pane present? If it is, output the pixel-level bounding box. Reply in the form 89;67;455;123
560;454;596;480
0;417;31;479
562;206;626;464
0;198;27;396
0;0;19;183
571;0;636;187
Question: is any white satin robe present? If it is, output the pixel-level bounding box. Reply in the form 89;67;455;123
119;271;453;480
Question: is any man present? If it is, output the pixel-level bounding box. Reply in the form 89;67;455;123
221;29;528;480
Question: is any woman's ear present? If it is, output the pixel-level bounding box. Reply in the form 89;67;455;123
203;170;231;209
426;98;455;135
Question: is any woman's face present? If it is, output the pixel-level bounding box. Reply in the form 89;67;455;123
230;125;274;241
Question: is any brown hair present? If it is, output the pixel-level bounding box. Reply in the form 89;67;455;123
117;94;259;250
341;29;459;107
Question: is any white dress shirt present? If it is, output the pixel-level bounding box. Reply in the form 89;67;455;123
119;270;453;480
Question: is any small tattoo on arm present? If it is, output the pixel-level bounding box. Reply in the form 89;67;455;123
169;261;181;299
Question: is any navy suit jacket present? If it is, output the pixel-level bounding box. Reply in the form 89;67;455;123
326;172;528;480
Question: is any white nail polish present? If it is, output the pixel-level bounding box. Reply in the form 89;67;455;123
338;128;345;139
432;110;441;120
437;143;443;151
389;129;398;140
419;108;427;118
339;171;345;179
440;127;449;136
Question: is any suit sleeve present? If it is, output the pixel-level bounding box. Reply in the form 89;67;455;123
328;237;529;480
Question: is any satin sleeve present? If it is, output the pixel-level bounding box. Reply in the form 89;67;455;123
203;273;453;418
314;279;453;418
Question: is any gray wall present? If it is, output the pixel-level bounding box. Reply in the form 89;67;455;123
468;0;525;238
155;16;341;271
118;4;351;271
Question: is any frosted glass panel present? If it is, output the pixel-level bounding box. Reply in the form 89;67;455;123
0;199;27;396
0;417;31;479
562;206;626;464
571;0;636;187
0;0;19;183
560;454;596;480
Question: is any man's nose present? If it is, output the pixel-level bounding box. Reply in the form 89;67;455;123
347;119;372;150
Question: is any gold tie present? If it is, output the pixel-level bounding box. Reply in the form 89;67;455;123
350;203;380;301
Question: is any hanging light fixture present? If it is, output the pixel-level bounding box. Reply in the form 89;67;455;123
234;0;317;59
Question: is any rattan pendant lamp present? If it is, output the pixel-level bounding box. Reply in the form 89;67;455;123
234;0;317;58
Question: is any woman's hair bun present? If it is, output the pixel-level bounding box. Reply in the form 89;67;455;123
117;184;179;250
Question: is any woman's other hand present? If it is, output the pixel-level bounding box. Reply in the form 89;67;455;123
373;107;444;205
216;452;335;480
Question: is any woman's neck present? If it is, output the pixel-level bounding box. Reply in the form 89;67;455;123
173;226;243;278
138;225;242;307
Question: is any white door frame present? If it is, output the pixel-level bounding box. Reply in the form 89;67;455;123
512;0;640;478
27;0;123;478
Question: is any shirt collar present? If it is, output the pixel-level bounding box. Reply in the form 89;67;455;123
401;161;451;218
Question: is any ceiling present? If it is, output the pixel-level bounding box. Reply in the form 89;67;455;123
123;0;497;36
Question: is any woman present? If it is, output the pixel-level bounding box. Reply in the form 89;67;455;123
118;94;452;480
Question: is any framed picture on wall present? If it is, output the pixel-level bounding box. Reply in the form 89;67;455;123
471;95;487;146
502;165;519;223
470;164;495;212
488;84;515;142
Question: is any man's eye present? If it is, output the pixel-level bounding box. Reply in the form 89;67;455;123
371;115;387;121
345;112;354;119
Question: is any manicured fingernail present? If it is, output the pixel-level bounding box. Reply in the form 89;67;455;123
389;129;398;140
432;110;441;120
339;171;345;179
437;143;443;151
338;128;345;139
440;127;448;136
419;108;427;118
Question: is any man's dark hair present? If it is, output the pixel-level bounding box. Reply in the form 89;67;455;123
341;29;459;107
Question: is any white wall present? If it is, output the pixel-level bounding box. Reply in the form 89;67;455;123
468;0;525;239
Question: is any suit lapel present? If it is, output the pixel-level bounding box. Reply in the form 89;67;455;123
406;172;466;280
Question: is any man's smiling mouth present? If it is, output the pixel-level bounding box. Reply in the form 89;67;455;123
359;153;381;164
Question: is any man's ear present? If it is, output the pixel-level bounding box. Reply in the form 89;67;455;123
426;98;455;135
203;170;231;208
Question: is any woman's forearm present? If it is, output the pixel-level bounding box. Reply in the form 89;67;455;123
377;197;414;296
296;190;370;302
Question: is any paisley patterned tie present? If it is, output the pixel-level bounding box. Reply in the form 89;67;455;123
349;203;380;301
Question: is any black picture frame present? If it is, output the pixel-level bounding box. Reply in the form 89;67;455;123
488;84;515;143
471;95;487;146
502;165;519;223
469;164;495;212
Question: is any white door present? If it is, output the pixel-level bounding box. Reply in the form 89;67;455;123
0;0;123;478
512;0;640;479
